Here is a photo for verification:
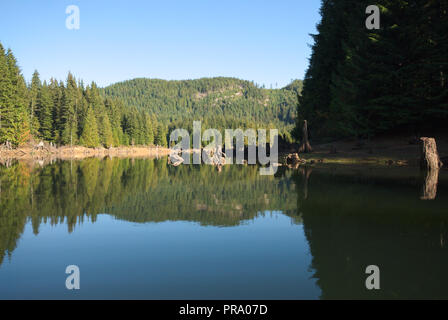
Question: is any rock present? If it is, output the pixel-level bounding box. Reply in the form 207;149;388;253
168;152;184;167
286;153;300;165
285;153;306;168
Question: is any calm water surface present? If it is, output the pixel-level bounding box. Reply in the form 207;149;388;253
0;158;447;299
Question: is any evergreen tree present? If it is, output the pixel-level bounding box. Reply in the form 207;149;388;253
29;70;41;138
98;111;114;148
0;43;11;144
144;113;154;145
298;0;448;140
4;48;29;146
155;124;167;147
37;82;54;141
61;73;79;146
79;107;100;148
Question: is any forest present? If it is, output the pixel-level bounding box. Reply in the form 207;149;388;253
2;1;447;150
297;0;448;141
0;43;168;148
103;78;301;142
0;41;301;149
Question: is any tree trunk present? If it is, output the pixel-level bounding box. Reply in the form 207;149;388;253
298;120;312;153
420;137;443;170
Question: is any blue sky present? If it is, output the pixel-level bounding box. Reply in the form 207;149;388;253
0;0;321;88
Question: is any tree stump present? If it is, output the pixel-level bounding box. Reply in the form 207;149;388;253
298;120;312;153
420;137;443;170
421;169;439;200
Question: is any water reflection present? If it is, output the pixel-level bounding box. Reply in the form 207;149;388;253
296;166;448;299
0;158;298;266
0;159;448;299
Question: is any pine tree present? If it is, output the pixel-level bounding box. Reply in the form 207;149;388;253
155;124;167;147
37;82;54;141
61;73;79;146
144;113;154;145
79;107;100;148
4;48;29;146
29;70;41;138
0;43;11;144
98;111;114;148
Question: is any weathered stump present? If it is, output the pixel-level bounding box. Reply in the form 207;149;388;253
298;120;312;153
420;137;443;170
421;169;439;200
420;138;443;201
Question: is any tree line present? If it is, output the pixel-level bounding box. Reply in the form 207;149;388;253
0;42;168;148
1;41;303;148
103;77;302;143
297;0;448;140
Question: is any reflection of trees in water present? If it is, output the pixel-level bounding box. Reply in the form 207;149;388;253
295;168;448;299
0;159;298;265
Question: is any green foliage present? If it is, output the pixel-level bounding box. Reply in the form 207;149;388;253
154;123;167;147
0;45;30;146
298;0;448;140
80;107;100;147
0;41;303;147
102;77;302;141
37;82;53;141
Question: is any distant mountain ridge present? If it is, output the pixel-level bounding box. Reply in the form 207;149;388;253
102;77;302;141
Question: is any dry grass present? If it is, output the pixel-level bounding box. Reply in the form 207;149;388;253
0;142;171;161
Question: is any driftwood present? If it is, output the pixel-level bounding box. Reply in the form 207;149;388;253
420;137;443;170
298;120;312;153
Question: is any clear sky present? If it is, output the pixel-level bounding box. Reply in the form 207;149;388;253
0;0;321;88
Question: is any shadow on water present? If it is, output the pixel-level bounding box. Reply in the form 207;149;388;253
290;165;448;299
1;158;448;299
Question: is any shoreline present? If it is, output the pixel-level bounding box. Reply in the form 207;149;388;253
0;145;172;162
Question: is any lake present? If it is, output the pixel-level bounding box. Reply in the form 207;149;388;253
0;158;447;299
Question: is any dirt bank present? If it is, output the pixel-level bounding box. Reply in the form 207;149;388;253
0;143;172;161
282;132;448;167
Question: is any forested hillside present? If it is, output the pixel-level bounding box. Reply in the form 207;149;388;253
0;41;301;148
103;78;301;142
298;0;448;140
0;43;166;148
